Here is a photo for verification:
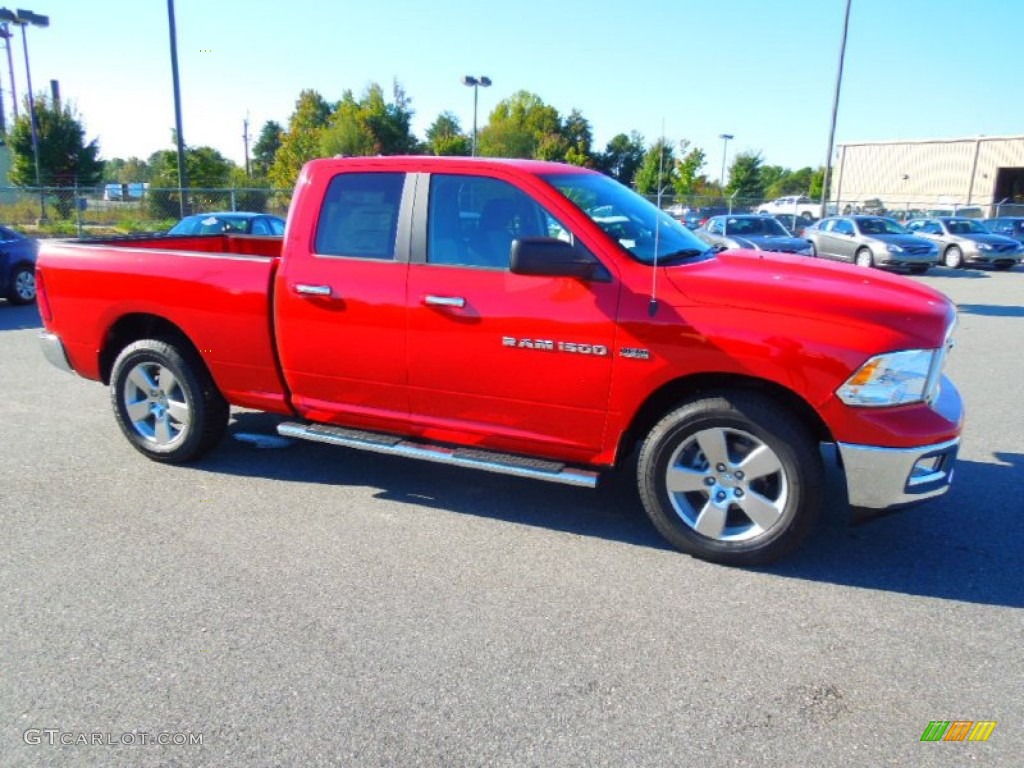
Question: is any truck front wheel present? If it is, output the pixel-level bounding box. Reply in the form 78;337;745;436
110;339;229;463
637;393;822;566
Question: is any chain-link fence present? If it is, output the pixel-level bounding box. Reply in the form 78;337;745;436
2;184;1022;238
0;186;292;237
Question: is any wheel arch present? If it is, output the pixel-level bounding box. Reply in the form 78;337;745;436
99;313;203;385
615;372;833;468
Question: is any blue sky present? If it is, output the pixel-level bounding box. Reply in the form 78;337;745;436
17;0;1024;176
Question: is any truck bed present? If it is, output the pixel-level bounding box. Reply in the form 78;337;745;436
38;234;290;414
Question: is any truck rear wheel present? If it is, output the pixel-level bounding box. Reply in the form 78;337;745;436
637;392;822;566
110;338;228;463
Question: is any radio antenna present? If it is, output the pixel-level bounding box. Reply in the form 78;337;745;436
649;123;666;316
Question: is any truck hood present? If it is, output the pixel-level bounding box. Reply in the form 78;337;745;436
664;250;954;348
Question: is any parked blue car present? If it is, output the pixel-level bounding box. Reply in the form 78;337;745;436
0;225;38;305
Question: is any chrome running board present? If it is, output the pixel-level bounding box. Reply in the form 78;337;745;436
277;421;600;488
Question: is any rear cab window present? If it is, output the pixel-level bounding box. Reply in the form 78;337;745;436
315;173;405;259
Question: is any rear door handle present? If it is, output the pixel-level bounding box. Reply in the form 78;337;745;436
423;295;466;308
294;284;332;297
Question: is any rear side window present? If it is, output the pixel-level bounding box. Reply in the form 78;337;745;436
315;172;404;259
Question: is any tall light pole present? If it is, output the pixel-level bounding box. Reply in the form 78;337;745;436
167;0;188;217
0;8;48;219
821;0;852;219
461;75;491;156
718;133;734;190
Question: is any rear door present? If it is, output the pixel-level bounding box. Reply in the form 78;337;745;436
274;171;412;432
404;171;620;461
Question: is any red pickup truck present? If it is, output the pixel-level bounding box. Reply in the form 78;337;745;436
36;156;962;565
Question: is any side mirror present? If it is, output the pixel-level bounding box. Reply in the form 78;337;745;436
510;237;600;280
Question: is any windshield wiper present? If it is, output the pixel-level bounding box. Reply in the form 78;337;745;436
655;247;713;264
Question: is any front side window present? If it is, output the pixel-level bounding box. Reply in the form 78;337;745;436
427;175;552;269
315;172;404;259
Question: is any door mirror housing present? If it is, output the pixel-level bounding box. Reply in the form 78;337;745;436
510;237;601;280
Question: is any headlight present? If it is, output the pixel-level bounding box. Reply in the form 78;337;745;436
836;349;938;406
886;244;904;253
977;242;992;251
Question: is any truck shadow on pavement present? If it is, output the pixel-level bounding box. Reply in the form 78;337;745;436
201;413;1022;609
0;303;42;331
955;303;1024;318
761;452;1023;608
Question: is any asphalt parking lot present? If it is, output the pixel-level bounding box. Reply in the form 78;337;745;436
1;264;1021;767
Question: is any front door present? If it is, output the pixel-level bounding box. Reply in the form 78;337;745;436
405;172;620;462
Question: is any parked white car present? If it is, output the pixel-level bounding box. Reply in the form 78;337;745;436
755;195;821;220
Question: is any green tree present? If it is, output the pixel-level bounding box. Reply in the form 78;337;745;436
809;166;828;201
8;95;103;193
477;90;561;159
425;111;470;156
320;81;419;158
562;109;594;167
672;141;706;198
252;120;283;179
147;145;237;218
269;89;333;189
725;151;765;203
595;131;645;186
634;139;677;197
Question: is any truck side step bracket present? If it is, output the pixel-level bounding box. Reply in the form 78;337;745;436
276;421;599;488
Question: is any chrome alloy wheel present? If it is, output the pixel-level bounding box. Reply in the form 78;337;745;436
663;426;789;542
122;361;192;446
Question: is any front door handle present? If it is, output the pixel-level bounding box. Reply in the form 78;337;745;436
423;295;466;308
294;284;332;297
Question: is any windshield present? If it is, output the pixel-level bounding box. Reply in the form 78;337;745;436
945;218;988;235
725;217;790;237
857;217;908;236
542;172;710;264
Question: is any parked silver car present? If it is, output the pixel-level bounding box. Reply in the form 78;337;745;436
905;217;1022;269
803;216;938;273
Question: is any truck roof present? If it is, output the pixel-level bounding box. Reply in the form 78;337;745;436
302;155;595;177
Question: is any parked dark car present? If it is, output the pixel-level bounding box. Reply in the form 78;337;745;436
984;217;1024;244
695;214;814;255
803;216;938;273
0;225;39;305
168;212;286;236
905;217;1022;269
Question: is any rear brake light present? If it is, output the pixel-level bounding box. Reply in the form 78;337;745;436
36;268;52;322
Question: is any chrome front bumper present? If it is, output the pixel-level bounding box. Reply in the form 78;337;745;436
837;437;959;509
39;331;74;374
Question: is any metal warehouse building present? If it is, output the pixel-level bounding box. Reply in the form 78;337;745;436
831;135;1024;216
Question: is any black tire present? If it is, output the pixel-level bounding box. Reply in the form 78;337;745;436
6;263;36;304
636;392;822;566
908;265;929;275
943;245;963;269
855;247;874;268
808;240;817;257
110;338;229;463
